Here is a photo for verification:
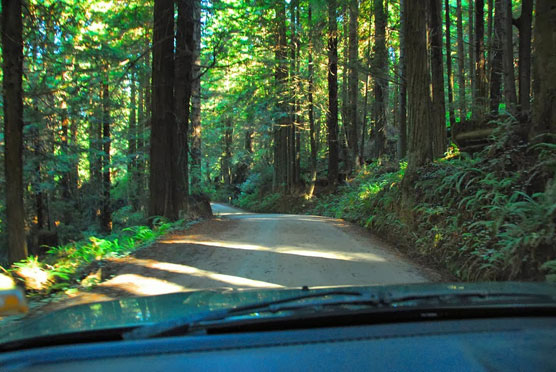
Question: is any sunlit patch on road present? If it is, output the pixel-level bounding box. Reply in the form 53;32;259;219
158;239;387;263
101;274;188;296
100;258;283;296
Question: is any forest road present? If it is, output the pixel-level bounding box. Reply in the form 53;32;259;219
50;203;438;309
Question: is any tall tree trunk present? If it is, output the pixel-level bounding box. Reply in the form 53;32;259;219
399;0;408;157
222;118;232;186
88;93;102;221
2;0;27;263
428;0;447;157
190;0;202;193
373;0;388;159
486;0;494;83
405;0;433;174
490;0;503;113
137;69;145;210
273;2;289;192
475;0;488;117
100;68;111;233
361;35;372;163
141;33;152;205
502;0;517;114
307;4;317;198
517;0;533;115
295;2;301;188
445;0;456;129
347;0;359;170
150;0;181;220
69;116;79;201
530;0;556;138
288;0;298;191
327;0;339;186
128;75;138;210
60;100;70;203
33;130;45;230
468;0;476;118
175;0;194;210
340;8;349;172
456;0;466;122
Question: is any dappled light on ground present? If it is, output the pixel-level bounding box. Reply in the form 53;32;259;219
215;212;249;216
147;260;283;288
158;239;386;263
100;258;283;295
103;274;188;296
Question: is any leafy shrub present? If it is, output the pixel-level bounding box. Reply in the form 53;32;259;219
4;219;179;294
305;136;555;281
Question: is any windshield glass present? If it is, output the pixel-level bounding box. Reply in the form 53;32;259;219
1;0;554;347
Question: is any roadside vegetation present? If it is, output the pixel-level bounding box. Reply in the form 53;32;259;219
234;123;556;282
0;219;188;297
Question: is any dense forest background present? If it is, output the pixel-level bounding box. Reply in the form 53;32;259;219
1;0;555;287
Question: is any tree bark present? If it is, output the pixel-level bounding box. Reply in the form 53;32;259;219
128;75;138;210
517;0;533;114
530;0;556;138
486;0;494;82
490;0;503;113
288;0;300;191
222;118;232;186
142;32;152;202
137;68;146;210
149;0;181;220
60;100;70;203
327;0;339;186
361;35;372;162
88;93;102;221
2;0;28;263
273;2;289;192
468;0;475;118
373;0;388;158
101;68;111;233
445;0;456;129
174;0;194;208
340;8;349;172
399;0;408;157
347;0;359;170
475;0;488;117
405;0;433;174
502;0;517;114
307;4;317;198
190;0;202;193
69;116;79;201
428;0;447;157
295;2;301;188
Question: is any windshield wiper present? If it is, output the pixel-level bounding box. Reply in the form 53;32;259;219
383;291;556;306
124;289;373;340
124;288;556;340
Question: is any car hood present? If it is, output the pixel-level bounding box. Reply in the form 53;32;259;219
1;282;556;345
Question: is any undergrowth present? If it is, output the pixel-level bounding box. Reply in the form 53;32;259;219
1;218;188;295
235;123;556;281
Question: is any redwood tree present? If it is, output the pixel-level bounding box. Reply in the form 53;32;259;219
517;0;533;114
190;0;202;192
405;0;433;174
373;0;388;158
531;0;556;138
346;0;360;170
149;0;182;219
2;0;28;262
327;0;339;186
428;0;447;157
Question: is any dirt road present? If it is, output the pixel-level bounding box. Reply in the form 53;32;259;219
52;204;435;308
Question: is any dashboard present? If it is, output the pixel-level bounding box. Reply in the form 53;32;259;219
1;317;555;371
